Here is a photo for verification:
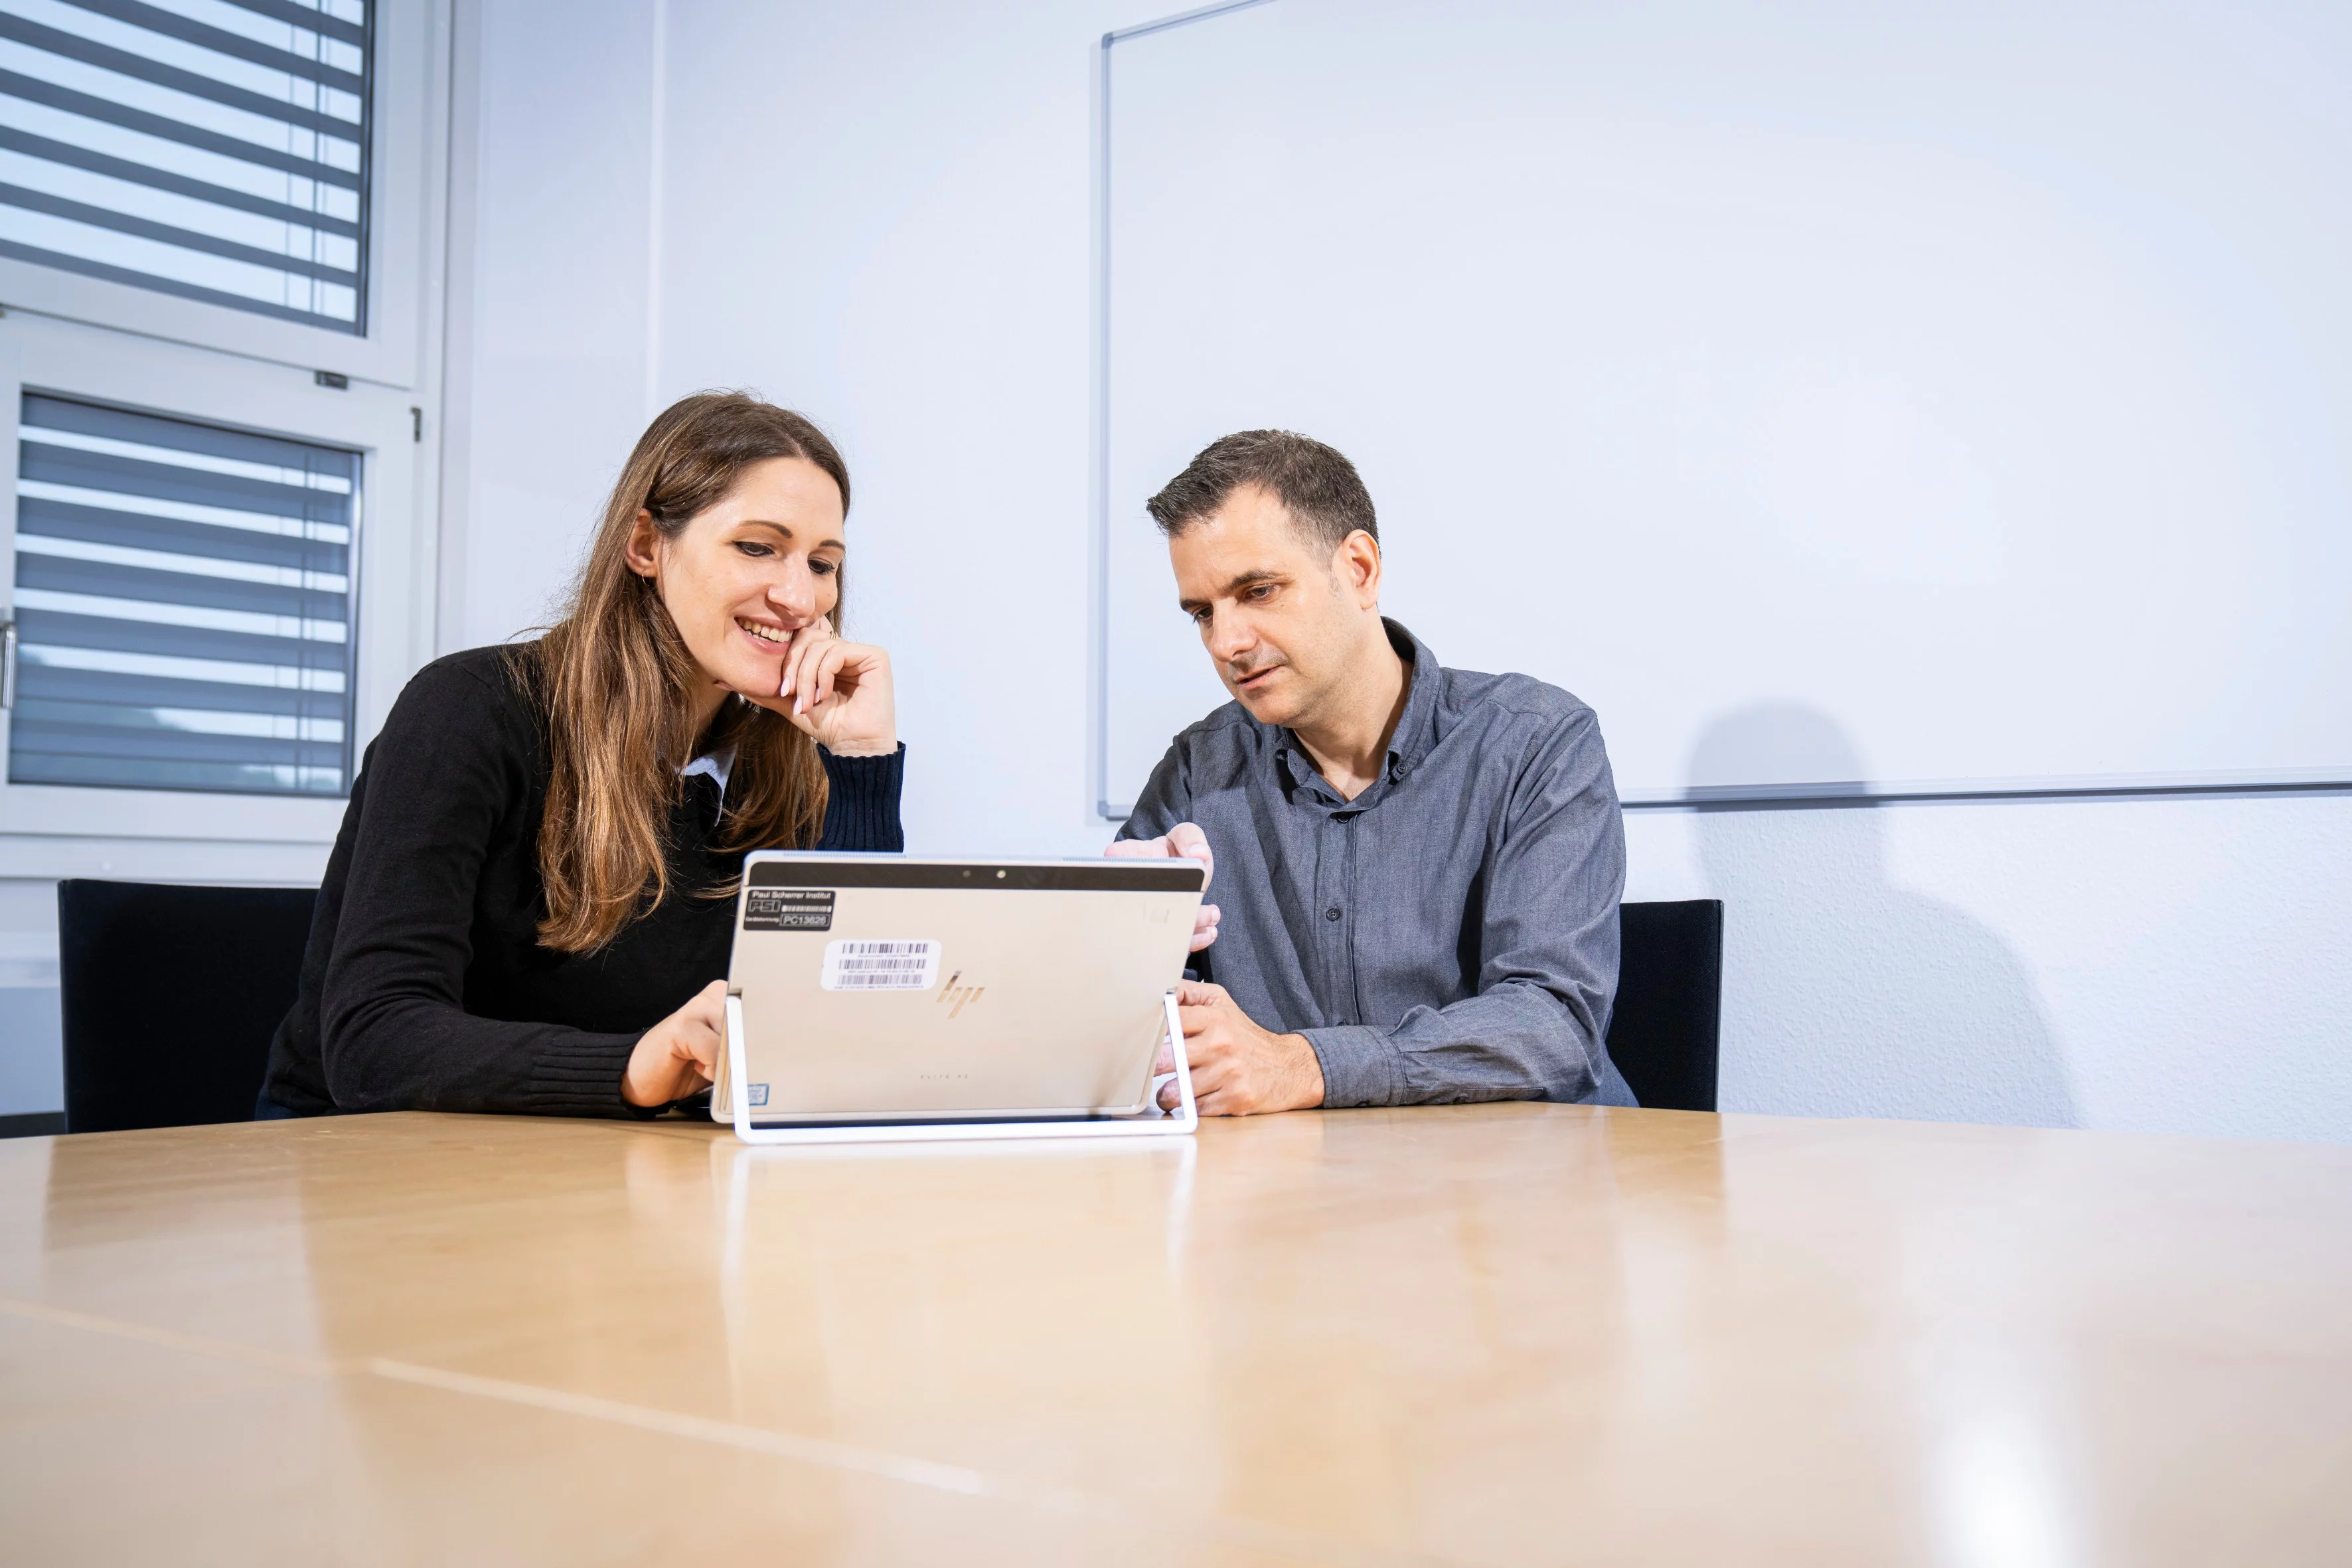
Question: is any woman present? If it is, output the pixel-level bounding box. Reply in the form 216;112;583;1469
258;392;902;1117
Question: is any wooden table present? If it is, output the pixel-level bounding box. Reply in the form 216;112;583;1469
1;1105;2346;1565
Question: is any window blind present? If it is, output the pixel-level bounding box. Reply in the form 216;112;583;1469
8;391;357;795
0;0;370;331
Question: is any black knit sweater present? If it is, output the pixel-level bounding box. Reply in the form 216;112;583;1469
260;643;905;1117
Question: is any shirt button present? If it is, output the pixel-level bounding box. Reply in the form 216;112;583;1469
1324;906;1342;921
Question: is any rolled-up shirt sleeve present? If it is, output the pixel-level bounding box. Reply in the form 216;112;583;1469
1300;707;1625;1107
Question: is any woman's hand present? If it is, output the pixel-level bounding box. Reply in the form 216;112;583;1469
745;617;898;757
623;978;728;1107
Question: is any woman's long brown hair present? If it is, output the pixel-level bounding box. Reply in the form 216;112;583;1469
525;392;849;953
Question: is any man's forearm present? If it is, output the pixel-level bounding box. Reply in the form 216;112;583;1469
1301;983;1603;1107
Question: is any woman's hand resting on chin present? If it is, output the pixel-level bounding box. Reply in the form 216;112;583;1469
741;617;897;757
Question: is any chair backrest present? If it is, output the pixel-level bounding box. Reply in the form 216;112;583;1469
58;880;317;1134
1605;899;1725;1113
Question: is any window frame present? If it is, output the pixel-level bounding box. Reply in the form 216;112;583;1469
0;305;428;846
0;0;437;389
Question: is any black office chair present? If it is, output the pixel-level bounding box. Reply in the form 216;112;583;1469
1605;900;1724;1112
57;880;318;1134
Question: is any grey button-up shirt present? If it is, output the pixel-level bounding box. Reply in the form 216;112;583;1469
1121;620;1638;1108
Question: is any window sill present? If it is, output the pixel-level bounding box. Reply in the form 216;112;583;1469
0;830;333;884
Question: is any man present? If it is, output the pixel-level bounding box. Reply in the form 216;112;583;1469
1109;430;1638;1115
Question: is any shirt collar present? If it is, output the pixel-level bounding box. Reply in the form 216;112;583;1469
1379;618;1442;781
678;745;736;799
1274;618;1443;798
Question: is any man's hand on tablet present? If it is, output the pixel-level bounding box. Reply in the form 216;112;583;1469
1105;822;1219;952
1153;980;1324;1115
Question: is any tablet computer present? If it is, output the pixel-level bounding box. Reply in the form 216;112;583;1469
712;852;1204;1142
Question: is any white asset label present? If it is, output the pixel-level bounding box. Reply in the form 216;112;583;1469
819;939;942;992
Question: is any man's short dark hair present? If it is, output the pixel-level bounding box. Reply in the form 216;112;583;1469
1144;430;1377;554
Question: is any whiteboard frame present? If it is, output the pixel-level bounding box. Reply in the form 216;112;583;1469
1086;0;2352;820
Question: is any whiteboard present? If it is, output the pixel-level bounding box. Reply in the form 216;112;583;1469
1095;0;2352;811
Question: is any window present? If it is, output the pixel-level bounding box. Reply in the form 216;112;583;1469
8;389;356;794
0;0;370;332
0;0;426;854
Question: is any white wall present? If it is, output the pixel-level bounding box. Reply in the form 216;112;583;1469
0;880;60;1117
437;0;662;651
1628;795;2352;1144
9;0;2345;1141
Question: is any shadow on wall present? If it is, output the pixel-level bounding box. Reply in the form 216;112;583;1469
1689;705;2078;1129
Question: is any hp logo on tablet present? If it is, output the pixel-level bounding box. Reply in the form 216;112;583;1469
937;971;985;1018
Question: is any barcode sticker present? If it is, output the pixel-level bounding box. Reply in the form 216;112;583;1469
820;939;942;992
